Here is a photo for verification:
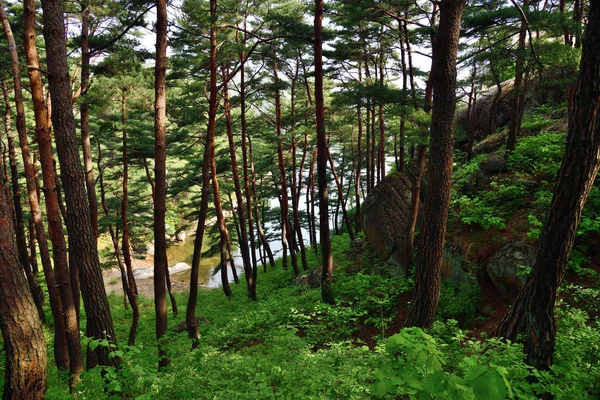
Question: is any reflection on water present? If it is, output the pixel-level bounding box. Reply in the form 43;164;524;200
166;234;243;288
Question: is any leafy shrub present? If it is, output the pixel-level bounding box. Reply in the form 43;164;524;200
436;281;482;327
507;131;566;176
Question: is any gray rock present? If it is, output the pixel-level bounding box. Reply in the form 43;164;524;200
175;230;187;242
472;132;508;156
486;242;536;301
479;154;507;174
294;266;323;289
361;173;417;276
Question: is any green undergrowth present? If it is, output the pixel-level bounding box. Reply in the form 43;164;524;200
18;234;590;399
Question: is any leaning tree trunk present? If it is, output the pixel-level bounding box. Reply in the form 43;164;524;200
1;80;46;323
41;0;119;369
404;0;465;329
1;1;70;370
315;0;334;305
496;0;600;370
0;169;46;400
24;0;83;383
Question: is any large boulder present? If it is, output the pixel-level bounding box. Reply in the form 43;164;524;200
361;173;417;276
485;242;537;301
479;154;507;174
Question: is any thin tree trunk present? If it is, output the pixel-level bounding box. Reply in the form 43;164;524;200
315;0;334;304
328;150;354;239
1;2;70;371
355;62;363;233
249;139;275;268
80;0;98;240
274;57;298;275
1;80;45;323
496;0;600;370
153;0;169;369
0;169;47;400
24;0;83;382
238;13;259;286
28;218;38;274
222;65;254;299
505;0;529;155
404;0;465;328
119;91;139;346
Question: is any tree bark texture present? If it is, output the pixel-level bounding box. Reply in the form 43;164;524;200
23;0;84;381
153;0;169;369
1;1;70;370
404;0;465;329
0;171;46;400
1;80;46;323
40;0;119;369
315;0;334;304
496;0;600;370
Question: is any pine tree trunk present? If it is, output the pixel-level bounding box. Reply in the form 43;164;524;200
120;91;139;346
505;0;529;155
0;170;46;400
153;0;169;369
41;0;119;369
274;58;298;275
328;150;354;239
222;65;254;299
496;0;600;370
404;0;465;329
24;0;83;382
315;0;334;304
80;0;98;240
1;2;70;370
1;80;46;323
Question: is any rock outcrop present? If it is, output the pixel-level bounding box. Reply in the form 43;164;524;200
485;241;536;301
361;172;419;276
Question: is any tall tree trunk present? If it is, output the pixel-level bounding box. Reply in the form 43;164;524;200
120;91;139;346
315;0;334;304
1;80;45;323
153;0;169;369
0;170;46;400
290;60;308;271
404;0;465;329
1;1;70;371
28;218;38;274
41;0;119;369
274;57;298;275
424;3;439;112
354;62;363;233
239;13;259;286
80;0;98;240
222;65;254;299
496;0;600;370
505;0;529;155
378;49;386;182
24;0;83;382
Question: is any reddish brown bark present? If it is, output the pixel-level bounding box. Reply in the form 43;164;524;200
41;0;119;369
153;0;169;369
0;169;46;400
496;0;600;370
405;0;465;328
1;80;45;323
1;1;70;370
23;0;83;382
120;91;139;346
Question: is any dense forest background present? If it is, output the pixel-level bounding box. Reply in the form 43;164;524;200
0;0;599;398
